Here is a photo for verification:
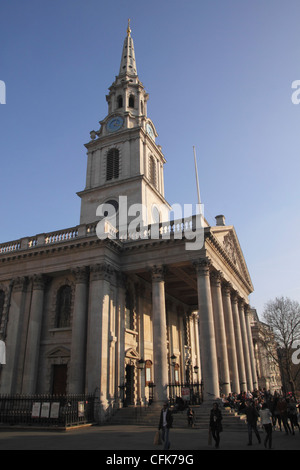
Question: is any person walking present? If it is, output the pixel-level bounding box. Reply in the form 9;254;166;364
244;400;261;446
277;398;292;435
259;403;273;449
158;401;173;450
209;402;223;449
187;407;195;427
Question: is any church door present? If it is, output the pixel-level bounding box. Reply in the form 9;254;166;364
125;364;135;406
52;364;67;395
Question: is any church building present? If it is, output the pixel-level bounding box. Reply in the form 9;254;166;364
0;23;257;422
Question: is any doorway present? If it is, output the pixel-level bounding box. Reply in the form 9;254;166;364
52;364;67;395
125;364;135;406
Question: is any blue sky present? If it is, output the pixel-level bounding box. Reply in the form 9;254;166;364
1;0;300;317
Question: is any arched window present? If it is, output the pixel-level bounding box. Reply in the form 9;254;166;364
117;95;123;108
125;290;134;330
106;148;120;181
0;290;5;324
129;94;135;108
149;156;156;187
56;285;72;328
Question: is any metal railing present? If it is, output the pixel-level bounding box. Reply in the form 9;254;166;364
0;394;95;427
167;382;203;407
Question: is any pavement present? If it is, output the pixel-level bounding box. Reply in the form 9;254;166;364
0;423;299;454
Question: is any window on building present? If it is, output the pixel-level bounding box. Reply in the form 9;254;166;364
117;95;123;108
125;290;134;330
129;94;135;108
56;285;72;328
149;156;156;187
106;148;120;181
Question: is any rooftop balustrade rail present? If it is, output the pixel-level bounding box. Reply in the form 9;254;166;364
0;215;204;254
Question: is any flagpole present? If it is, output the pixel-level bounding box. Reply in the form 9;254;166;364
193;146;201;206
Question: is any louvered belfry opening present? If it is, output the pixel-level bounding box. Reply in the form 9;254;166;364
106;148;120;181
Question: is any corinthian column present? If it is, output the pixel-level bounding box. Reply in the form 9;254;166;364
193;259;219;400
22;274;47;394
210;271;230;396
151;265;168;404
0;277;27;394
245;305;258;390
231;292;247;392
238;300;253;391
86;263;113;419
69;266;89;394
222;282;240;393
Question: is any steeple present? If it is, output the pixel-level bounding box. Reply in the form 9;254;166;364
118;19;138;77
78;21;170;227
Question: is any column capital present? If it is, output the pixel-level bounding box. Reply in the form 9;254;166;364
210;269;223;286
193;258;211;276
151;265;167;282
222;281;232;296
71;266;89;284
116;271;127;288
12;277;27;293
244;304;252;316
32;274;48;290
90;263;113;282
231;290;239;303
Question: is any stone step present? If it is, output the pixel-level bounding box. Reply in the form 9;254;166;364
107;404;247;430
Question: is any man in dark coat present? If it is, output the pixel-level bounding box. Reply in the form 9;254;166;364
158;402;173;449
244;400;261;445
209;402;223;448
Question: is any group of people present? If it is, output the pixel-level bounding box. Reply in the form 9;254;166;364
157;388;300;450
220;388;300;449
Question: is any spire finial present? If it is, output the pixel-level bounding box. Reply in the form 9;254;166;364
127;18;131;37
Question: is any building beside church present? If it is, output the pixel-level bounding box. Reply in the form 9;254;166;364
0;24;260;422
249;308;282;394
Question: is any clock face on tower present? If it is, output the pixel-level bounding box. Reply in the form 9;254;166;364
106;116;124;132
146;123;155;139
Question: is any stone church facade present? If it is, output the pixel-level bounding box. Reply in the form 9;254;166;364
0;24;259;422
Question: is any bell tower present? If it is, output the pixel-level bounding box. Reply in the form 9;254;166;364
77;21;170;229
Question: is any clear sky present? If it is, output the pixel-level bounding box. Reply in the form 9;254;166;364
1;0;300;317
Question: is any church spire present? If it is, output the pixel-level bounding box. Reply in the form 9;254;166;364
119;19;138;77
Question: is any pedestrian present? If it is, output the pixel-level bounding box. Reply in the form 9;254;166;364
287;398;300;434
277;398;292;435
259;403;273;449
209;402;223;449
187;407;195;427
158;401;173;450
244;400;261;446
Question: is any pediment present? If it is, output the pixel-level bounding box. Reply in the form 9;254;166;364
47;346;70;358
125;348;139;360
210;225;253;290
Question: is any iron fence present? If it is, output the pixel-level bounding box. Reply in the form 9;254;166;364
0;394;95;427
167;382;203;406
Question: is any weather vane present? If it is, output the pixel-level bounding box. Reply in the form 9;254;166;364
127;18;131;36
